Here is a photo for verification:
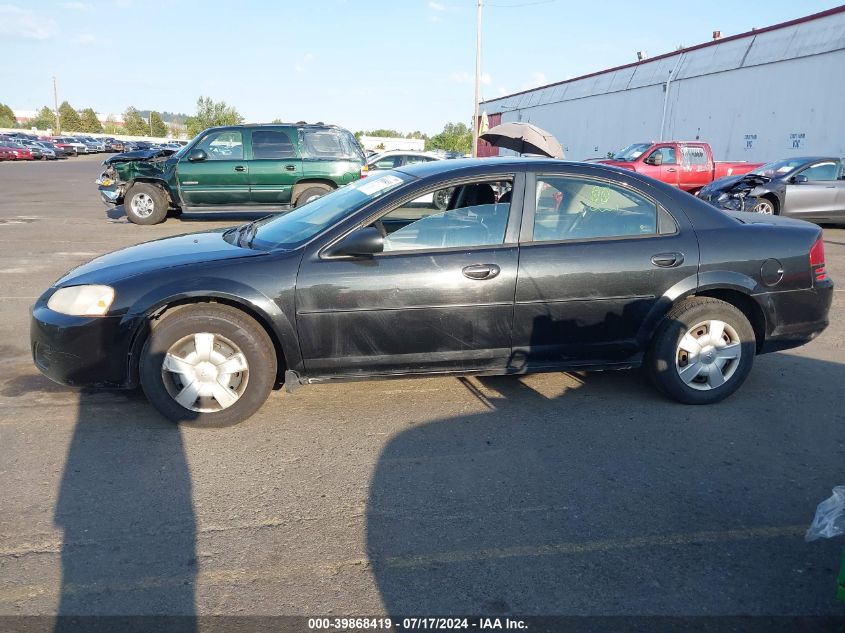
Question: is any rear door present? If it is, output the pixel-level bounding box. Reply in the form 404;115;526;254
784;160;842;218
248;128;302;205
177;129;249;206
513;169;699;367
678;144;712;191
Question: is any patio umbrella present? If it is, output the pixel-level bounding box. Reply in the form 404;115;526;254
480;122;564;158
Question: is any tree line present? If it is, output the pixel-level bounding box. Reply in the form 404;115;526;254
2;95;474;152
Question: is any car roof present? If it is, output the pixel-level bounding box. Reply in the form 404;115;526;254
392;156;626;177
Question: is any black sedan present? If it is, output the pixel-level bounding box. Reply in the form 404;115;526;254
31;159;833;426
698;156;845;223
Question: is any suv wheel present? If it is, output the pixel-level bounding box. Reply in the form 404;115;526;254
140;304;277;427
646;297;755;404
125;183;168;225
295;186;331;207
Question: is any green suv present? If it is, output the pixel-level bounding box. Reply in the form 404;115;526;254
97;123;365;225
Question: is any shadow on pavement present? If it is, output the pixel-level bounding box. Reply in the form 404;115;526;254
53;389;198;632
366;354;845;617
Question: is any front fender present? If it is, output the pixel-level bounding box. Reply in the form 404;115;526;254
122;277;303;386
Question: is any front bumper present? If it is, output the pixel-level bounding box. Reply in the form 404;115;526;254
758;280;834;353
31;304;140;389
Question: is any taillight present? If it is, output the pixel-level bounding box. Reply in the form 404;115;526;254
360;164;369;178
809;236;826;282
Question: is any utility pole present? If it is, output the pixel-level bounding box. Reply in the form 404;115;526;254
52;76;60;133
471;0;483;158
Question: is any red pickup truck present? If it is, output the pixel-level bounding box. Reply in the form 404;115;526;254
598;142;763;193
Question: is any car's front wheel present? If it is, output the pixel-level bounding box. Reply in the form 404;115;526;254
647;297;755;404
125;182;168;225
751;197;777;215
295;186;331;207
140;304;277;427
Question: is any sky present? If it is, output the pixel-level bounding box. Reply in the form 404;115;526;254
0;0;842;135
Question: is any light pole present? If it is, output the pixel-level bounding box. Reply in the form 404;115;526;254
52;76;60;133
471;0;483;158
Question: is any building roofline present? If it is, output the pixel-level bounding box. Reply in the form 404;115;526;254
481;4;845;107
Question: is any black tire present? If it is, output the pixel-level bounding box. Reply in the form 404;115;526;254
646;297;755;405
139;304;278;427
125;182;168;225
295;186;331;207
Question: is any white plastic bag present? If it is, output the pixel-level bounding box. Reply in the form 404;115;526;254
806;486;845;541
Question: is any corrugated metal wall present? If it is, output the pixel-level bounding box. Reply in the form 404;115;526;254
481;9;845;162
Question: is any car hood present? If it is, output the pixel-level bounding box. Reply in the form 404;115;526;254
701;173;771;195
55;229;267;286
103;148;177;165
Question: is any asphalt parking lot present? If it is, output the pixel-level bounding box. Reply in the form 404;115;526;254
0;156;844;620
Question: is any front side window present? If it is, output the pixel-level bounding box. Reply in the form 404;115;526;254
648;147;677;165
196;130;243;160
532;176;658;242
404;155;436;165
370;155;402;170
252;130;296;159
800;161;839;182
373;179;513;252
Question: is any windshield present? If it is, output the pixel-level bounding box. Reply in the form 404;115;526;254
228;172;413;250
612;143;652;161
750;158;808;178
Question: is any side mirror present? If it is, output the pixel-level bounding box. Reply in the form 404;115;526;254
187;148;208;162
327;227;384;258
793;174;809;184
645;153;662;166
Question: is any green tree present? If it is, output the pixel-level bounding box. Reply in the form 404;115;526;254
123;106;149;136
31;106;57;131
0;103;15;128
185;96;243;137
149;111;167;137
426;122;472;154
406;131;429;141
79;108;103;133
58;101;83;132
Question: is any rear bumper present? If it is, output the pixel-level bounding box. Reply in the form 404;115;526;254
30;303;140;388
758;280;834;353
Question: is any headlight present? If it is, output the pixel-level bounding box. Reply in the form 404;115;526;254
47;285;115;316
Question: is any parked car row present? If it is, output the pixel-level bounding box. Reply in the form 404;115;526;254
0;132;188;161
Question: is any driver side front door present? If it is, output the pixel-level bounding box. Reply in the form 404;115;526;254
177;130;250;207
294;176;524;376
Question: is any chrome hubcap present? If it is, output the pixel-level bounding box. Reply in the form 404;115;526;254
675;319;741;391
161;332;249;412
130;193;155;218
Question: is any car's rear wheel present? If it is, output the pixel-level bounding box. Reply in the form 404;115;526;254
295;186;331;207
647;297;755;404
125;182;168;225
139;304;277;427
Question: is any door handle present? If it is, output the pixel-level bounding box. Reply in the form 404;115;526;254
462;264;500;280
666;168;677;173
234;165;246;172
651;252;684;268
285;165;296;171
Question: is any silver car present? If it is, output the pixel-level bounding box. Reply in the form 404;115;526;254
698;157;845;224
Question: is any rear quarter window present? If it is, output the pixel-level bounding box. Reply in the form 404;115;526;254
300;129;363;161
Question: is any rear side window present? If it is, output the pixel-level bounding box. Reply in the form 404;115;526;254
300;128;362;160
532;175;658;242
681;146;708;166
252;130;297;159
